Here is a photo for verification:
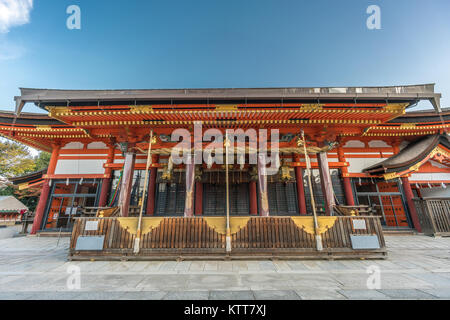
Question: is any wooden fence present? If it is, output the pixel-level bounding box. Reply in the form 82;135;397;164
413;198;450;236
69;216;386;260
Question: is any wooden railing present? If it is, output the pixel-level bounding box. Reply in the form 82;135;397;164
413;198;450;236
69;216;386;260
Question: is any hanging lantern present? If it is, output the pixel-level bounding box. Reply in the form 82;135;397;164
161;156;173;182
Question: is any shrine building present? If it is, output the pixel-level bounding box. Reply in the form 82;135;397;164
0;85;449;259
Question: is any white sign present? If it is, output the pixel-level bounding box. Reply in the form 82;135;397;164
65;207;78;215
352;219;367;230
85;221;99;231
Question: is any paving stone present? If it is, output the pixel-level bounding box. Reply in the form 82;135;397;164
285;261;310;271
218;261;233;271
175;261;192;272
0;292;35;300
185;274;241;290
120;291;168;300
378;289;436;299
339;289;389;300
252;290;301;300
295;288;345;300
69;292;127;300
209;290;255;300
331;273;433;290
163;291;209;300
421;288;450;298
159;261;178;272
258;261;277;272
232;261;249;271
406;273;450;288
272;261;292;272
1;235;450;299
286;274;341;289
25;291;82;300
135;275;188;290
204;261;218;271
189;261;205;272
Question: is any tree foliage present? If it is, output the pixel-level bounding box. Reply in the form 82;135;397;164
0;139;51;211
0;140;36;178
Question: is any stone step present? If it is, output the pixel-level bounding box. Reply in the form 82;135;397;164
37;231;72;237
382;228;416;236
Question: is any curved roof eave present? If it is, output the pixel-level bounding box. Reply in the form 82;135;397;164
13;84;442;115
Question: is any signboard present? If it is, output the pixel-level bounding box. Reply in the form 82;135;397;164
352;219;367;230
65;207;78;215
350;235;380;250
75;236;105;251
85;221;99;231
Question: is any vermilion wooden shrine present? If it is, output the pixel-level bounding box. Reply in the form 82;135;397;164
1;84;449;259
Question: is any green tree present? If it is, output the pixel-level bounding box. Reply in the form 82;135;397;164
0;140;36;178
0;140;52;212
34;151;51;171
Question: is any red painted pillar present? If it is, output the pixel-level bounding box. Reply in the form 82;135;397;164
30;180;51;234
401;177;422;232
195;181;203;216
337;147;355;206
98;146;115;207
342;177;355;206
118;150;136;217
294;155;307;215
30;144;60;235
98;178;111;207
146;154;159;215
249;180;258;215
317;151;335;216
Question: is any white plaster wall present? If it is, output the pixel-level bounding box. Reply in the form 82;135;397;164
62;142;84;149
87;142;108;149
343;140;365;148
368;140;391;148
54;159;106;174
347;158;384;173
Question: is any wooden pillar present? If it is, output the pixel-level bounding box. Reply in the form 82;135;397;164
98;146;115;207
257;154;269;216
401;177;422;232
337;147;355;206
294;155;307;215
317;151;335;216
118;151;136;217
30;144;60;235
249;181;258;215
30;180;51;234
184;158;195;217
195;181;203;216
146;154;159;215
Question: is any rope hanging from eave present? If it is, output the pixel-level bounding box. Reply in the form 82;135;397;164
139;144;337;156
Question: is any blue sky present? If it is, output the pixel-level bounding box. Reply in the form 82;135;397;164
0;0;450;113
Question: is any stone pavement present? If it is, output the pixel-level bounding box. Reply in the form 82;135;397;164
0;235;449;300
